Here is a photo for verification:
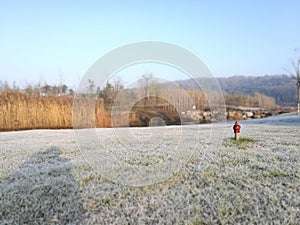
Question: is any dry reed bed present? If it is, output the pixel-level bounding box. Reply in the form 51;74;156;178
0;86;277;131
0;91;111;131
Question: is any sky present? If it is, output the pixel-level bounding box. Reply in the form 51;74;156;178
1;0;300;88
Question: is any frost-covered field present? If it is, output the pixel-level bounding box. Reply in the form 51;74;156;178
1;114;299;224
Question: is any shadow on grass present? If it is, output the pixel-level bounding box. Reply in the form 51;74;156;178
0;146;85;224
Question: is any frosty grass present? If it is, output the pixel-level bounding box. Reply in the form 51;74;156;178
0;117;299;224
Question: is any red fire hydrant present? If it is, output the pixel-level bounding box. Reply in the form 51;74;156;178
233;121;241;140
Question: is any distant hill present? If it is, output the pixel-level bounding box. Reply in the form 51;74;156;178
176;75;297;107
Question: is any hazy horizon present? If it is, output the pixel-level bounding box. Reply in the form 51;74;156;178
0;73;291;90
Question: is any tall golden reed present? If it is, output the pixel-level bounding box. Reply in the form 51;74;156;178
0;90;111;131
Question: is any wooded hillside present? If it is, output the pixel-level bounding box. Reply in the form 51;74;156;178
177;75;296;106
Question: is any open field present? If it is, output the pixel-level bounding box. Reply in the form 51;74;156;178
1;114;299;224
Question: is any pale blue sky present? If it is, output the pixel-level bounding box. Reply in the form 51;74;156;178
1;0;300;86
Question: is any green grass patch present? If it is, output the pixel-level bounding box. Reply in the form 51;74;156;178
227;137;257;143
263;169;289;179
235;137;257;143
223;137;258;150
80;175;94;185
0;170;5;180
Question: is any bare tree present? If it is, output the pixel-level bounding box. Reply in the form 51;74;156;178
286;49;300;115
138;74;153;108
